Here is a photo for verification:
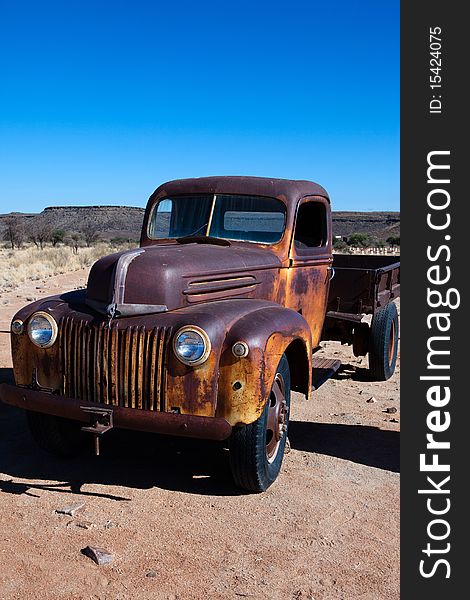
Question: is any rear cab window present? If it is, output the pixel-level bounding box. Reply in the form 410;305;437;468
293;199;329;252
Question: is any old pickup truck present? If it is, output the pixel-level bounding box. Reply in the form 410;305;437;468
0;177;400;492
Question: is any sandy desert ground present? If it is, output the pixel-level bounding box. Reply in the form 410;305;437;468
0;269;399;600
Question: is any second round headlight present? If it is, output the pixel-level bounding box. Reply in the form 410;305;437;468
173;326;211;366
27;311;58;348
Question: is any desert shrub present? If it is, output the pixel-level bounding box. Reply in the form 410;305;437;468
387;236;400;247
347;232;371;247
333;238;348;251
111;236;128;245
51;229;66;247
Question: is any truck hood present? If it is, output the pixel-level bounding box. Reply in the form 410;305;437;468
85;242;281;316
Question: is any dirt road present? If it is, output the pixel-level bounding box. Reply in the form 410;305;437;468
0;272;399;600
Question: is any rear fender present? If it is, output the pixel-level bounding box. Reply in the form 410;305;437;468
216;306;312;426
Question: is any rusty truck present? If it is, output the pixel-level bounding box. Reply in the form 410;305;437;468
0;177;400;492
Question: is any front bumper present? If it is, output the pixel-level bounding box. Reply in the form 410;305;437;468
0;383;232;441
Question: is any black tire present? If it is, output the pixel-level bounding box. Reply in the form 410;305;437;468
368;302;399;381
229;354;291;492
26;411;84;457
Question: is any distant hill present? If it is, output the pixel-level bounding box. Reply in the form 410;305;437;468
0;206;145;242
332;211;400;240
0;205;400;242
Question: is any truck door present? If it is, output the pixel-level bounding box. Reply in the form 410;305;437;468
285;197;333;347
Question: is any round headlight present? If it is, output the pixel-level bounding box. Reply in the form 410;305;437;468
27;311;58;348
173;326;211;366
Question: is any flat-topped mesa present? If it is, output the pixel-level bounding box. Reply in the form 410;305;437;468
41;205;145;235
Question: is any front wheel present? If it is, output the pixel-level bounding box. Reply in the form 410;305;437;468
26;411;85;457
229;354;291;492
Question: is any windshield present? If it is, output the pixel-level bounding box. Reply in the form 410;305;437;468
148;194;286;244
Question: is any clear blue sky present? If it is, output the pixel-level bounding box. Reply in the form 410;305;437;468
0;1;399;214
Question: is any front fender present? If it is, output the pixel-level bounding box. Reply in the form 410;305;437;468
216;305;312;426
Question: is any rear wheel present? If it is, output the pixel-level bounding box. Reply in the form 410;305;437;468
26;411;84;457
368;302;399;380
229;354;291;492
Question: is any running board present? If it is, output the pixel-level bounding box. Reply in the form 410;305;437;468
312;358;341;391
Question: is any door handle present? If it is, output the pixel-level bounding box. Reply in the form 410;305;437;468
327;266;335;281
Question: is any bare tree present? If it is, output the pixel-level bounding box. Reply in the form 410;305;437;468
81;221;100;247
2;216;25;249
29;219;52;249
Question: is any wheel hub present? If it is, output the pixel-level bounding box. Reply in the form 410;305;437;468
266;373;287;462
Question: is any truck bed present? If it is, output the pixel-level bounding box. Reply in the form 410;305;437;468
327;254;400;317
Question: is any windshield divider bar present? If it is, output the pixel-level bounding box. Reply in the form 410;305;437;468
206;194;217;237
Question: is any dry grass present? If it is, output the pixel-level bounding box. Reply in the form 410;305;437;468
0;242;135;293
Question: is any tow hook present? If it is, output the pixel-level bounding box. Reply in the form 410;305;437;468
80;406;113;456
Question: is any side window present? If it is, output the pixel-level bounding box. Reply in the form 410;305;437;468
148;199;172;237
294;201;328;249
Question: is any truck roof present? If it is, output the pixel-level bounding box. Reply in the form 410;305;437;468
148;176;330;206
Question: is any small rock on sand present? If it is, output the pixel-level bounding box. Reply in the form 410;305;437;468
67;520;95;530
81;545;113;566
55;502;86;517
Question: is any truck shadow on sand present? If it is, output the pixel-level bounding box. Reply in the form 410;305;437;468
288;421;399;473
1;368;399;499
0;368;238;497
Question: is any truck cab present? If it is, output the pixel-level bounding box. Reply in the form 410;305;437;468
0;177;399;492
